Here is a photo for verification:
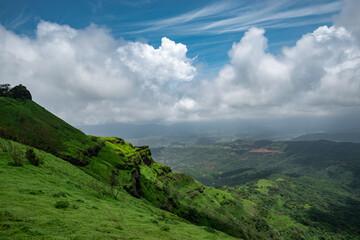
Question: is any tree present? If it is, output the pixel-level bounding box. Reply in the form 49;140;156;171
6;84;32;100
0;84;10;96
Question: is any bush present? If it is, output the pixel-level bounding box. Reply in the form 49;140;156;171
0;141;8;152
55;201;69;209
160;225;170;232
205;226;217;233
52;192;67;198
8;143;23;167
25;148;41;166
0;83;10;96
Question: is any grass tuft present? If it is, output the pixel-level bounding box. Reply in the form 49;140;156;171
54;201;70;209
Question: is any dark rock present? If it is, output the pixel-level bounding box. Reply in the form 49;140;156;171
123;166;142;198
84;143;104;157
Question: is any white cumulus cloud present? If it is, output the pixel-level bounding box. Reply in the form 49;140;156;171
1;0;360;124
188;23;360;119
0;21;196;124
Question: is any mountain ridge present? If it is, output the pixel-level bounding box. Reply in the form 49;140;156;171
1;94;359;239
292;130;360;143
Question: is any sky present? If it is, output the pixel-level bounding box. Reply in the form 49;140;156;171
0;0;360;134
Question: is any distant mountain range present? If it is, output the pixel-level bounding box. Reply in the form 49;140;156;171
292;130;360;143
153;139;360;238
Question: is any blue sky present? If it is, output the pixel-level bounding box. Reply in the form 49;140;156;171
0;0;359;127
0;0;342;73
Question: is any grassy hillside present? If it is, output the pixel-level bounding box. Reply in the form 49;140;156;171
1;96;360;239
0;97;96;165
2;138;359;239
0;139;236;240
221;175;360;239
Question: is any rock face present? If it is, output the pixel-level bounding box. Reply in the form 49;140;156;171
112;142;250;238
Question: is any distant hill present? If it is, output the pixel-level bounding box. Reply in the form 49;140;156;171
153;139;360;188
292;130;360;143
153;139;360;238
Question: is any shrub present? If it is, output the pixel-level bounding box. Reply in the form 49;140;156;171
160;225;170;232
150;219;159;224
0;141;8;152
72;204;79;209
52;192;67;198
115;225;124;230
0;83;11;95
205;226;217;234
25;148;41;166
55;201;69;209
0;210;17;221
109;169;119;188
8;143;23;167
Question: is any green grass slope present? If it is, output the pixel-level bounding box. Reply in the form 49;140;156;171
0;139;236;240
226;175;360;239
1;97;256;238
1;137;326;240
0;97;96;165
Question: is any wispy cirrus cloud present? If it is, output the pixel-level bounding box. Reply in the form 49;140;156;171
136;0;342;35
134;0;240;34
2;5;31;31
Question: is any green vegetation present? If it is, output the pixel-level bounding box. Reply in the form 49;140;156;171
25;148;41;166
154;140;360;239
0;138;236;240
0;84;32;100
153;139;360;189
1;92;359;239
0;97;98;164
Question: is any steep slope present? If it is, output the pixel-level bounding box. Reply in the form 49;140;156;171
0;97;97;165
0;97;301;239
0;139;236;240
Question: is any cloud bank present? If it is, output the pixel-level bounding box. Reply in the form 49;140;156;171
0;0;359;125
0;21;196;124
